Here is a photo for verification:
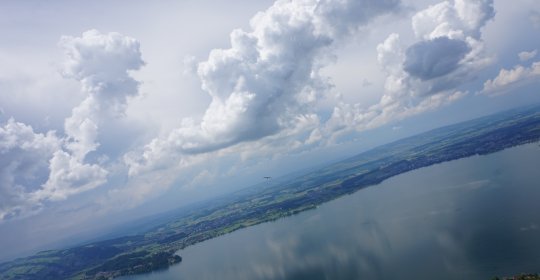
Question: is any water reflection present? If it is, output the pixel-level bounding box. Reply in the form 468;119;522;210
127;143;540;280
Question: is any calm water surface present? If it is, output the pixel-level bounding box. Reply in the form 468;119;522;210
127;143;540;280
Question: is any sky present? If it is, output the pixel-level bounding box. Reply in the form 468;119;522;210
0;0;539;261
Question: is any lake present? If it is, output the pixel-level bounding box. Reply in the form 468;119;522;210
126;143;540;280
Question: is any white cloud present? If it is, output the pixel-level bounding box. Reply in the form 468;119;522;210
406;0;494;83
0;119;61;220
412;0;494;40
518;49;537;61
54;30;145;204
376;33;406;95
128;0;493;166
64;97;100;160
60;29;144;105
60;29;145;160
0;30;144;221
47;30;145;212
388;0;493;97
323;0;493;137
325;89;466;137
126;0;401;175
34;150;107;202
0;0;525;225
0;116;108;221
482;61;540;95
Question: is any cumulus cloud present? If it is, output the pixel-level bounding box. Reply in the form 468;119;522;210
124;0;494;180
405;0;494;83
395;0;494;93
63;97;100;160
0;119;60;220
34;150;108;201
403;37;471;81
54;30;144;199
0;118;107;220
126;0;401;175
0;30;144;220
376;33;405;94
51;30;144;205
60;29;144;159
482;61;540;95
518;49;538;62
325;88;466;137
324;0;493;137
194;0;399;146
411;0;494;40
60;30;143;105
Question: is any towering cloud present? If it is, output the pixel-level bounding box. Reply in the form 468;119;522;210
0;30;144;220
60;29;144;159
43;30;145;203
126;0;401;175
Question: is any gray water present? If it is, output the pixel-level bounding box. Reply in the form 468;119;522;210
127;143;540;280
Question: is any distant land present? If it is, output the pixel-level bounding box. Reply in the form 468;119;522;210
494;274;540;280
1;104;540;280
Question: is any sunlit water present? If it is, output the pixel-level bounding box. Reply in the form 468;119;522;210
126;143;540;280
